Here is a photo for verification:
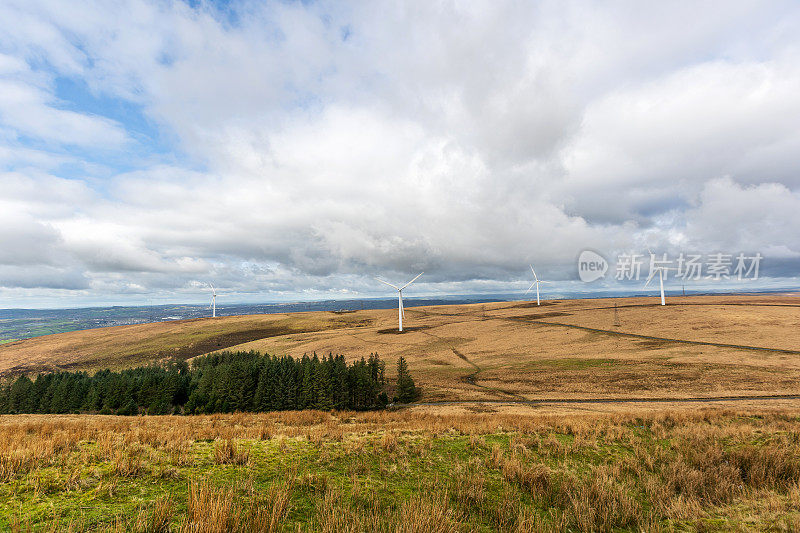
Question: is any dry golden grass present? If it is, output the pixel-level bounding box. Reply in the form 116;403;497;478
2;293;800;404
0;312;374;376
227;293;800;401
532;294;800;350
3;408;800;531
213;439;250;466
2;295;800;530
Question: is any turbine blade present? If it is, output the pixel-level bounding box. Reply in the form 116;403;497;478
525;281;536;294
530;265;539;281
400;272;424;291
374;277;401;291
644;270;656;287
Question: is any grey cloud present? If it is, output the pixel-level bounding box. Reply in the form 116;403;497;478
683;178;800;256
0;1;799;303
0;265;88;290
0;218;61;266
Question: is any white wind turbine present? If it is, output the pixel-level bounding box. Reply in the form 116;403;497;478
375;272;423;332
525;265;549;306
209;283;217;318
645;250;672;306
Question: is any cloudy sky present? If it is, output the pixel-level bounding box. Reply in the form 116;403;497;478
1;0;799;308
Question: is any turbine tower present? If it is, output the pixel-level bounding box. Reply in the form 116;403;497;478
645;250;672;306
375;272;423;332
209;283;217;318
525;265;549;306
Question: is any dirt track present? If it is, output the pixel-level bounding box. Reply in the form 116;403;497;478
398;393;800;409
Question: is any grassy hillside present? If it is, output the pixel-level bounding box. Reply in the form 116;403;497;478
0;312;373;377
2;294;800;404
3;409;800;531
220;294;800;402
3;294;800;531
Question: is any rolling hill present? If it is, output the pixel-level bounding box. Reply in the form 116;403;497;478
2;293;799;405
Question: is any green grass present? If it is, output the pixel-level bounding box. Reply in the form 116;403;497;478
2;411;800;531
2;434;510;530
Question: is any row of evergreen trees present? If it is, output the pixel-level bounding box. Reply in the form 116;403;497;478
0;352;418;415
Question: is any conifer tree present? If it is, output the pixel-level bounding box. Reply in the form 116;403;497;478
396;356;418;403
0;350;410;415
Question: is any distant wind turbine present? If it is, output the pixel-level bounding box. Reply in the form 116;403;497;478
375;272;423;332
645;250;672;306
525;265;549;306
209;283;217;318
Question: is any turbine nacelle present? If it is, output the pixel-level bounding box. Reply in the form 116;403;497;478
525;264;548;306
644;250;675;306
375;272;423;332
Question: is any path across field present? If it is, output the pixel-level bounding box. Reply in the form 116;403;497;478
397;393;800;408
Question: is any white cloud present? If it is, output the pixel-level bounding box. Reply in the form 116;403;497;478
559;57;800;223
685;178;800;258
0;0;799;304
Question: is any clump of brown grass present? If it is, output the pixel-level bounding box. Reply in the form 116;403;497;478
134;494;174;533
309;488;366;532
396;493;461;533
113;450;144;478
182;478;236;533
565;467;642;531
169;441;193;467
380;432;398;452
727;444;800;489
500;456;554;503
274;410;330;427
310;487;460;533
788;482;800;509
495;449;646;530
213;439;250;466
488;442;503;468
464;434;484;451
0;450;33;481
178;477;293;533
242;481;293;533
451;460;487;512
299;471;329;494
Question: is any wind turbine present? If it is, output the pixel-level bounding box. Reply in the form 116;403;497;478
209;283;217;318
375;272;423;332
645;250;672;306
525;265;549;306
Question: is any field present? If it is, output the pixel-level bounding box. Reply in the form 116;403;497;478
0;313;371;377
2;293;800;407
2;409;800;531
2;293;800;530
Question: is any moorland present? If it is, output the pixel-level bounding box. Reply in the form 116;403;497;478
2;292;800;530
